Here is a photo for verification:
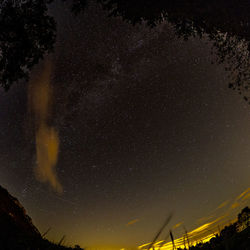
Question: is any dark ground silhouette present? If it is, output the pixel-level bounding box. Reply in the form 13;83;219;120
0;184;249;250
0;185;84;250
176;207;250;250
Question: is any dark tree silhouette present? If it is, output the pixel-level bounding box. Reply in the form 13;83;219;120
106;1;249;37
183;206;250;250
62;0;88;14
80;0;250;102
1;0;250;99
0;0;56;90
238;206;250;230
220;223;237;240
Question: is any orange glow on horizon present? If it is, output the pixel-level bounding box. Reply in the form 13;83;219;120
138;187;249;250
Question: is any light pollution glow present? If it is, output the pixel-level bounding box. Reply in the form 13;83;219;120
29;60;62;193
137;187;250;250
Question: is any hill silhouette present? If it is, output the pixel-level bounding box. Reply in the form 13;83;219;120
0;185;83;250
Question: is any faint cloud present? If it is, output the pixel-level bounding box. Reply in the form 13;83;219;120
216;200;229;210
126;219;139;226
189;222;212;235
242;193;250;201
173;222;183;229
236;187;250;201
197;200;230;224
231;202;240;209
29;60;62;193
197;214;214;224
230;187;250;209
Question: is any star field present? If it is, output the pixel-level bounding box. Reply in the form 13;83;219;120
0;1;249;249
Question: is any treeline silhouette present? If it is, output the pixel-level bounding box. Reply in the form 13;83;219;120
140;207;249;250
1;0;250;103
177;207;250;250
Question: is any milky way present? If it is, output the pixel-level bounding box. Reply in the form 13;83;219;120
0;1;249;249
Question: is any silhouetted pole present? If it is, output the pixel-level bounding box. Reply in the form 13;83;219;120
170;230;176;250
42;227;51;238
58;235;66;245
147;213;173;250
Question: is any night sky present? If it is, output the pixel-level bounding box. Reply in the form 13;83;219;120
0;1;250;249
